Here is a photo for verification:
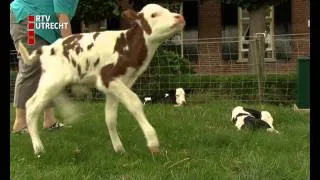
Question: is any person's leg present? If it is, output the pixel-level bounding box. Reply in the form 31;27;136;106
12;108;26;132
10;12;35;132
10;12;59;132
43;108;59;128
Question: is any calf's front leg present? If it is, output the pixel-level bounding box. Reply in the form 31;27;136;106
105;93;125;153
107;80;160;153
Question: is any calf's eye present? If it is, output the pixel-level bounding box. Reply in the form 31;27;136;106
151;13;157;18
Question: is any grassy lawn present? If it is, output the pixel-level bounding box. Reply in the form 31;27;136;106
10;101;309;180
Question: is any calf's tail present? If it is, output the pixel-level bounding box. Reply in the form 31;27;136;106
18;40;41;65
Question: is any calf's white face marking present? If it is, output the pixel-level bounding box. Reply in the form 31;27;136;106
138;4;185;42
231;106;245;121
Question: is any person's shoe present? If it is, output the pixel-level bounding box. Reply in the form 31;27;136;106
11;127;28;134
45;122;65;130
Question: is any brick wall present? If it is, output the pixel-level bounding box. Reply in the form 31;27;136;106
291;0;310;62
292;0;309;34
196;1;222;74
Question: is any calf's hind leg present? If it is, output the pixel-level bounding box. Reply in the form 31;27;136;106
26;74;66;155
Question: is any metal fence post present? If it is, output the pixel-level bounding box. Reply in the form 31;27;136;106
296;56;310;109
180;2;184;58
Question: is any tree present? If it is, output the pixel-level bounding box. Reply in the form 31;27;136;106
77;0;120;31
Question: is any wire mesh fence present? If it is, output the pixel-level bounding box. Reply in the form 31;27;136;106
10;33;309;105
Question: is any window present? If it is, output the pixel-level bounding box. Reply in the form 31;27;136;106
183;1;198;31
221;3;238;61
238;6;275;62
182;0;199;63
274;1;292;61
274;1;291;34
157;1;199;64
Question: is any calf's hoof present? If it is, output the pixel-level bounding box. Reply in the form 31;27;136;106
149;145;160;154
34;149;45;159
34;144;45;156
114;145;126;154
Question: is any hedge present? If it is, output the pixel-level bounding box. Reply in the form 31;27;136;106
133;73;297;104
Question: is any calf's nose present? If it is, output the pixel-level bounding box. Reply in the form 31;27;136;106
174;15;185;24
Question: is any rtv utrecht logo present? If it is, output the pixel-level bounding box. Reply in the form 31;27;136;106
27;15;68;45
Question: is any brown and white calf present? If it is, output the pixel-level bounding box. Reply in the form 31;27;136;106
18;4;185;155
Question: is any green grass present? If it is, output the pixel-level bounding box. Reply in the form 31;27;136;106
10;101;310;180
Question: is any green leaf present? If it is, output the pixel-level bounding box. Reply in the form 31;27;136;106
77;0;120;22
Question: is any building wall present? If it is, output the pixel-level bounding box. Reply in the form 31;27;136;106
291;0;310;61
196;0;222;74
292;0;309;34
195;0;310;74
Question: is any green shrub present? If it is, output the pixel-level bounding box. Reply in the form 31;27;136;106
150;48;195;75
76;0;120;24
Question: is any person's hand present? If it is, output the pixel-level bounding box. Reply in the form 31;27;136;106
57;13;72;38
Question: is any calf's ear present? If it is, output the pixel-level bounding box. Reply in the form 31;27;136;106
121;9;152;34
121;9;139;21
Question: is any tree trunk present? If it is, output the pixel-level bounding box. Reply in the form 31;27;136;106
248;6;266;73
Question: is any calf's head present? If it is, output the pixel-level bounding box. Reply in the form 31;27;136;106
122;4;185;43
261;111;274;123
176;88;186;105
